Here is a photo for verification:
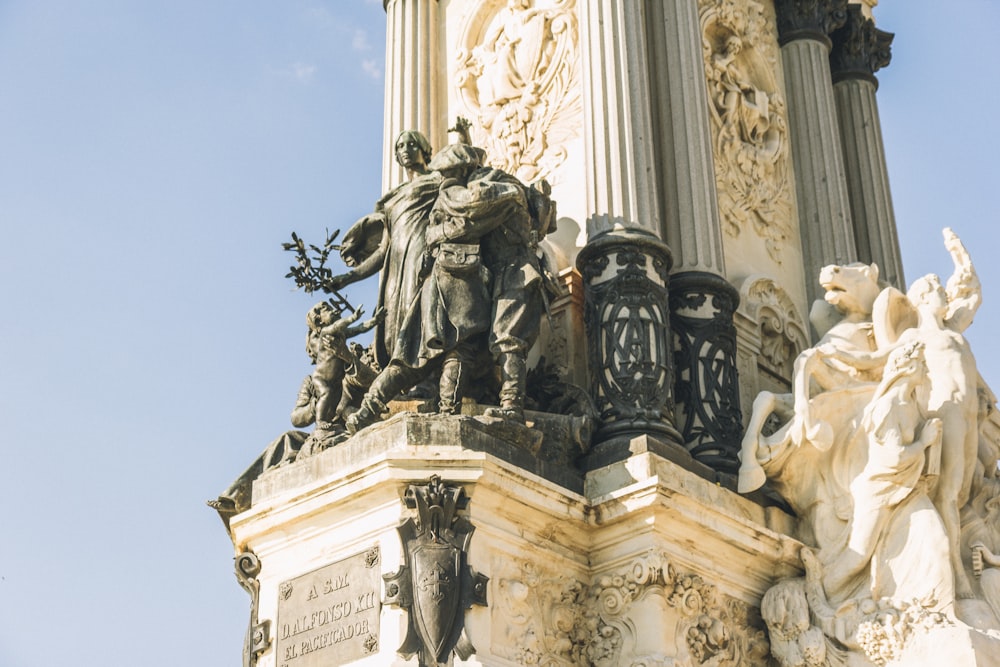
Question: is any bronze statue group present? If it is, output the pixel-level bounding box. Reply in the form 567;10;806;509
298;125;558;449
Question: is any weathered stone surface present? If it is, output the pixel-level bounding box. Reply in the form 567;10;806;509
740;230;999;665
228;413;803;666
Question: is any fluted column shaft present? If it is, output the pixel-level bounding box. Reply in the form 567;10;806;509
646;1;741;474
646;0;725;274
578;0;660;237
831;6;903;288
776;0;856;307
382;0;445;191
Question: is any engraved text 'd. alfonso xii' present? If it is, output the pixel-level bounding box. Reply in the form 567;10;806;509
384;475;488;666
274;547;381;667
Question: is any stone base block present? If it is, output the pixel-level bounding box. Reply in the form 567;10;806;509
227;413;800;666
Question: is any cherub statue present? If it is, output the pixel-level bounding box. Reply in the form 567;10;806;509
295;301;383;452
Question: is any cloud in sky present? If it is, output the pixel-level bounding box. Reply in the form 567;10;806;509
268;61;318;83
292;62;317;82
361;59;381;80
352;28;371;52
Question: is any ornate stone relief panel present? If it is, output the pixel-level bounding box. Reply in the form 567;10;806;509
738;276;808;385
453;0;581;185
583;551;770;666
699;0;793;263
490;551;770;666
491;554;589;665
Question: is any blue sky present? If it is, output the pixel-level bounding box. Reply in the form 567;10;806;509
0;1;996;665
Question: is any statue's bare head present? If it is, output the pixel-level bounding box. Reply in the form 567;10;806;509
907;274;948;317
818;262;881;316
394;130;432;174
306;301;339;331
883;340;927;386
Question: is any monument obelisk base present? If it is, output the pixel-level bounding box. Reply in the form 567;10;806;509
227;413;805;666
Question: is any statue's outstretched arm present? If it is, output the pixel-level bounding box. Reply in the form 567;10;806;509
344;306;385;339
943;227;981;332
328;217;388;291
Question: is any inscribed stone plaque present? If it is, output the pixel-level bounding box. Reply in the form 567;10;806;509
275;546;381;667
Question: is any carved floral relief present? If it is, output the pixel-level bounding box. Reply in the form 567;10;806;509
738;276;808;383
491;555;589;665
582;551;770;667
699;0;793;262
454;0;581;185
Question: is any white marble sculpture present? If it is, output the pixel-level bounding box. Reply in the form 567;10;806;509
739;229;999;664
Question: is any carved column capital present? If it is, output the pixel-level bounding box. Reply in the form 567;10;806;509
774;0;849;48
830;4;893;87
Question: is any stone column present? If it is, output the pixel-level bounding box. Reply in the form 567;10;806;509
578;0;660;237
382;0;445;191
645;0;742;474
830;5;903;288
775;0;856;307
576;0;683;458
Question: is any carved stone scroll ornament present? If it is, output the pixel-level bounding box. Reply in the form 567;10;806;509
384;476;488;666
453;0;582;184
700;0;793;262
491;555;590;665
234;551;271;667
773;0;849;47
670;272;743;474
829;3;893;86
738;276;808;383
582;551;770;666
577;229;683;447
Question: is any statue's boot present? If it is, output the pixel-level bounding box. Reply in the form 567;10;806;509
345;396;387;434
438;353;468;416
484;352;526;423
346;364;414;433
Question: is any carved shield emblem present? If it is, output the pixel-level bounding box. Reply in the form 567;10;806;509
410;542;462;662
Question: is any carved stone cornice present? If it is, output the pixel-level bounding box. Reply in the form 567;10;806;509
774;0;848;48
830;4;893;87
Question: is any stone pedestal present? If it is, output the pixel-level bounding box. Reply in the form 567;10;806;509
226;413;802;666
